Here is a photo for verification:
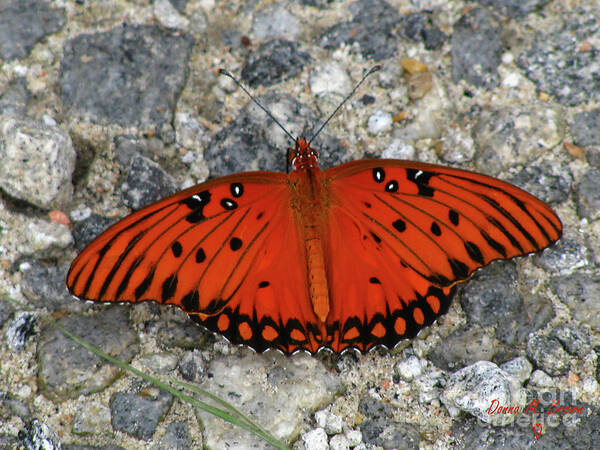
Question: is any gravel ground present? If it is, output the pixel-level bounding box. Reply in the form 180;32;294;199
0;0;599;449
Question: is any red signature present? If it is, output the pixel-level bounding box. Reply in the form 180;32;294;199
487;398;585;440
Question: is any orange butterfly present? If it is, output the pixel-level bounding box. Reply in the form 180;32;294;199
67;69;562;354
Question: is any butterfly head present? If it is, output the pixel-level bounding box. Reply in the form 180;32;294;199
290;137;319;170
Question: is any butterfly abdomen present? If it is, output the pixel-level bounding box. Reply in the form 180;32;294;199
289;167;332;332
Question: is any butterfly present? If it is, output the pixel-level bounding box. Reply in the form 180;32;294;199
66;68;562;355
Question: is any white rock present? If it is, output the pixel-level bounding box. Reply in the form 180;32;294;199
368;110;392;135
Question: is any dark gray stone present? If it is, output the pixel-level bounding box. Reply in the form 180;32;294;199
109;389;173;440
428;326;496;371
508;163;571;205
319;0;402;60
71;214;116;252
241;39;311;87
551;325;592;359
358;395;393;419
571;109;600;147
361;419;420;449
0;77;29;115
518;13;600;106
204;93;347;177
550;273;600;331
0;391;30;420
0;0;65;60
576;169;600;220
20;260;83;312
37;308;139;400
59;24;194;128
451;8;503;88
399;12;446;50
121;153;177;210
526;335;570;376
0;298;14;329
460;262;554;345
476;0;552;18
157;421;191;449
168;0;188;14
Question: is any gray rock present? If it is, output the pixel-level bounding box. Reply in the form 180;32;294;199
399;12;446;50
70;214;116;252
0;115;76;209
251;5;300;40
361;419;420;449
526;334;570;376
551;273;600;331
518;12;600;106
0;0;65;60
241;39;311;87
0;77;30;115
37;308;139;400
319;0;402;60
154;421;193;450
18;419;61;450
5;312;36;351
110;388;173;441
20;260;84;312
197;351;342;449
571;109;600;147
451;9;503;88
121;153;177;210
441;361;525;425
476;0;552;18
551;325;592;359
204;93;346;177
59;24;194;129
428;326;496;371
576;169;600;220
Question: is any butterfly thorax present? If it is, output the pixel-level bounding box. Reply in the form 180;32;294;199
288;142;331;340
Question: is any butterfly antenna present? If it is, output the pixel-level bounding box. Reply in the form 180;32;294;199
307;65;381;148
218;69;297;145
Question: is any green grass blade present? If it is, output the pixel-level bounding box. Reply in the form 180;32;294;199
49;320;289;450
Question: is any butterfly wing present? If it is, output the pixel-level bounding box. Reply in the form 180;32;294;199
67;172;324;354
323;159;562;353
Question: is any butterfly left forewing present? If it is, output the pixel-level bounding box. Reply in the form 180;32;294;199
67;172;288;309
323;159;562;352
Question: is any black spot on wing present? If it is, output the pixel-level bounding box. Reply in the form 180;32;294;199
385;180;398;192
135;269;155;300
448;258;469;279
115;256;143;299
258;281;269;288
431;222;441;236
230;237;242;251
480;230;507;257
449;209;459;226
230;182;244;198
221;198;238;210
162;274;178;301
464;241;484;264
181;290;199;311
406;168;435;197
183;190;211;223
369;277;381;284
171;241;182;257
370;231;382;244
196;247;206;263
392;219;406;232
373;168;385;183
